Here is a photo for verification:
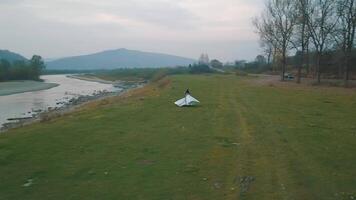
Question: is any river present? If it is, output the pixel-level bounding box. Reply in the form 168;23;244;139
0;75;120;128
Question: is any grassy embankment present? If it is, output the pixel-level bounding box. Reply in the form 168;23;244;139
80;67;192;82
0;81;58;96
0;74;355;199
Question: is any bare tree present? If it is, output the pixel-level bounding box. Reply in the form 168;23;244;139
307;0;338;83
254;0;298;81
262;42;274;65
293;0;310;83
336;0;356;86
253;14;278;63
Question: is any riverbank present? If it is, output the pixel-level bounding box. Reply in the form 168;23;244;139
0;80;59;96
68;74;148;88
0;77;144;132
67;74;117;84
0;91;115;132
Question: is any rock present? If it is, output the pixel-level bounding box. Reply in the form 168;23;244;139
213;182;222;189
235;176;255;195
7;117;32;121
23;179;34;187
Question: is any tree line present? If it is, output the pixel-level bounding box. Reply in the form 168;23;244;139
0;55;45;81
253;0;355;86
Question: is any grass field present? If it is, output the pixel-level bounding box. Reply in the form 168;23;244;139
0;74;355;199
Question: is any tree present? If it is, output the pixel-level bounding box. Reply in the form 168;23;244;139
335;0;356;86
210;59;223;69
255;55;267;64
254;0;298;81
30;55;45;80
0;59;11;81
261;41;274;65
293;0;311;83
307;0;338;83
0;55;45;82
254;12;278;70
189;63;212;74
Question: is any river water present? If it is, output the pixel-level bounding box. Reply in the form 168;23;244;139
0;75;120;128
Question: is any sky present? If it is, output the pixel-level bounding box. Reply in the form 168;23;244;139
0;0;265;62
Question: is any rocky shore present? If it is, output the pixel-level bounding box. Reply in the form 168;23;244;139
0;80;144;133
67;74;147;87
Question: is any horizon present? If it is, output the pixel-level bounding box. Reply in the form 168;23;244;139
0;0;264;62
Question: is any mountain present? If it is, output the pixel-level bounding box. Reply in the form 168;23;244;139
0;50;28;63
46;48;195;70
43;57;60;62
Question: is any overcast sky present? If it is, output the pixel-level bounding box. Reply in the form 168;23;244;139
0;0;264;61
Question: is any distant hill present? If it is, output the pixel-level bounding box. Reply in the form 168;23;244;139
0;50;28;63
46;49;196;70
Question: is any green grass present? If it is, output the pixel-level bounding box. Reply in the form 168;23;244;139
0;81;58;96
0;74;356;199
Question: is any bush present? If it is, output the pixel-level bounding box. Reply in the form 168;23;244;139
235;70;248;76
188;64;213;74
241;62;271;74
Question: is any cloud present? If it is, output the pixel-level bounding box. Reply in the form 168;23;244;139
0;0;265;61
14;0;198;29
0;0;24;4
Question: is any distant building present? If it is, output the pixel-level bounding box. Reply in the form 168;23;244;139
198;53;210;65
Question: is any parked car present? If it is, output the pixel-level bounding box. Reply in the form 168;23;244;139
284;73;294;80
